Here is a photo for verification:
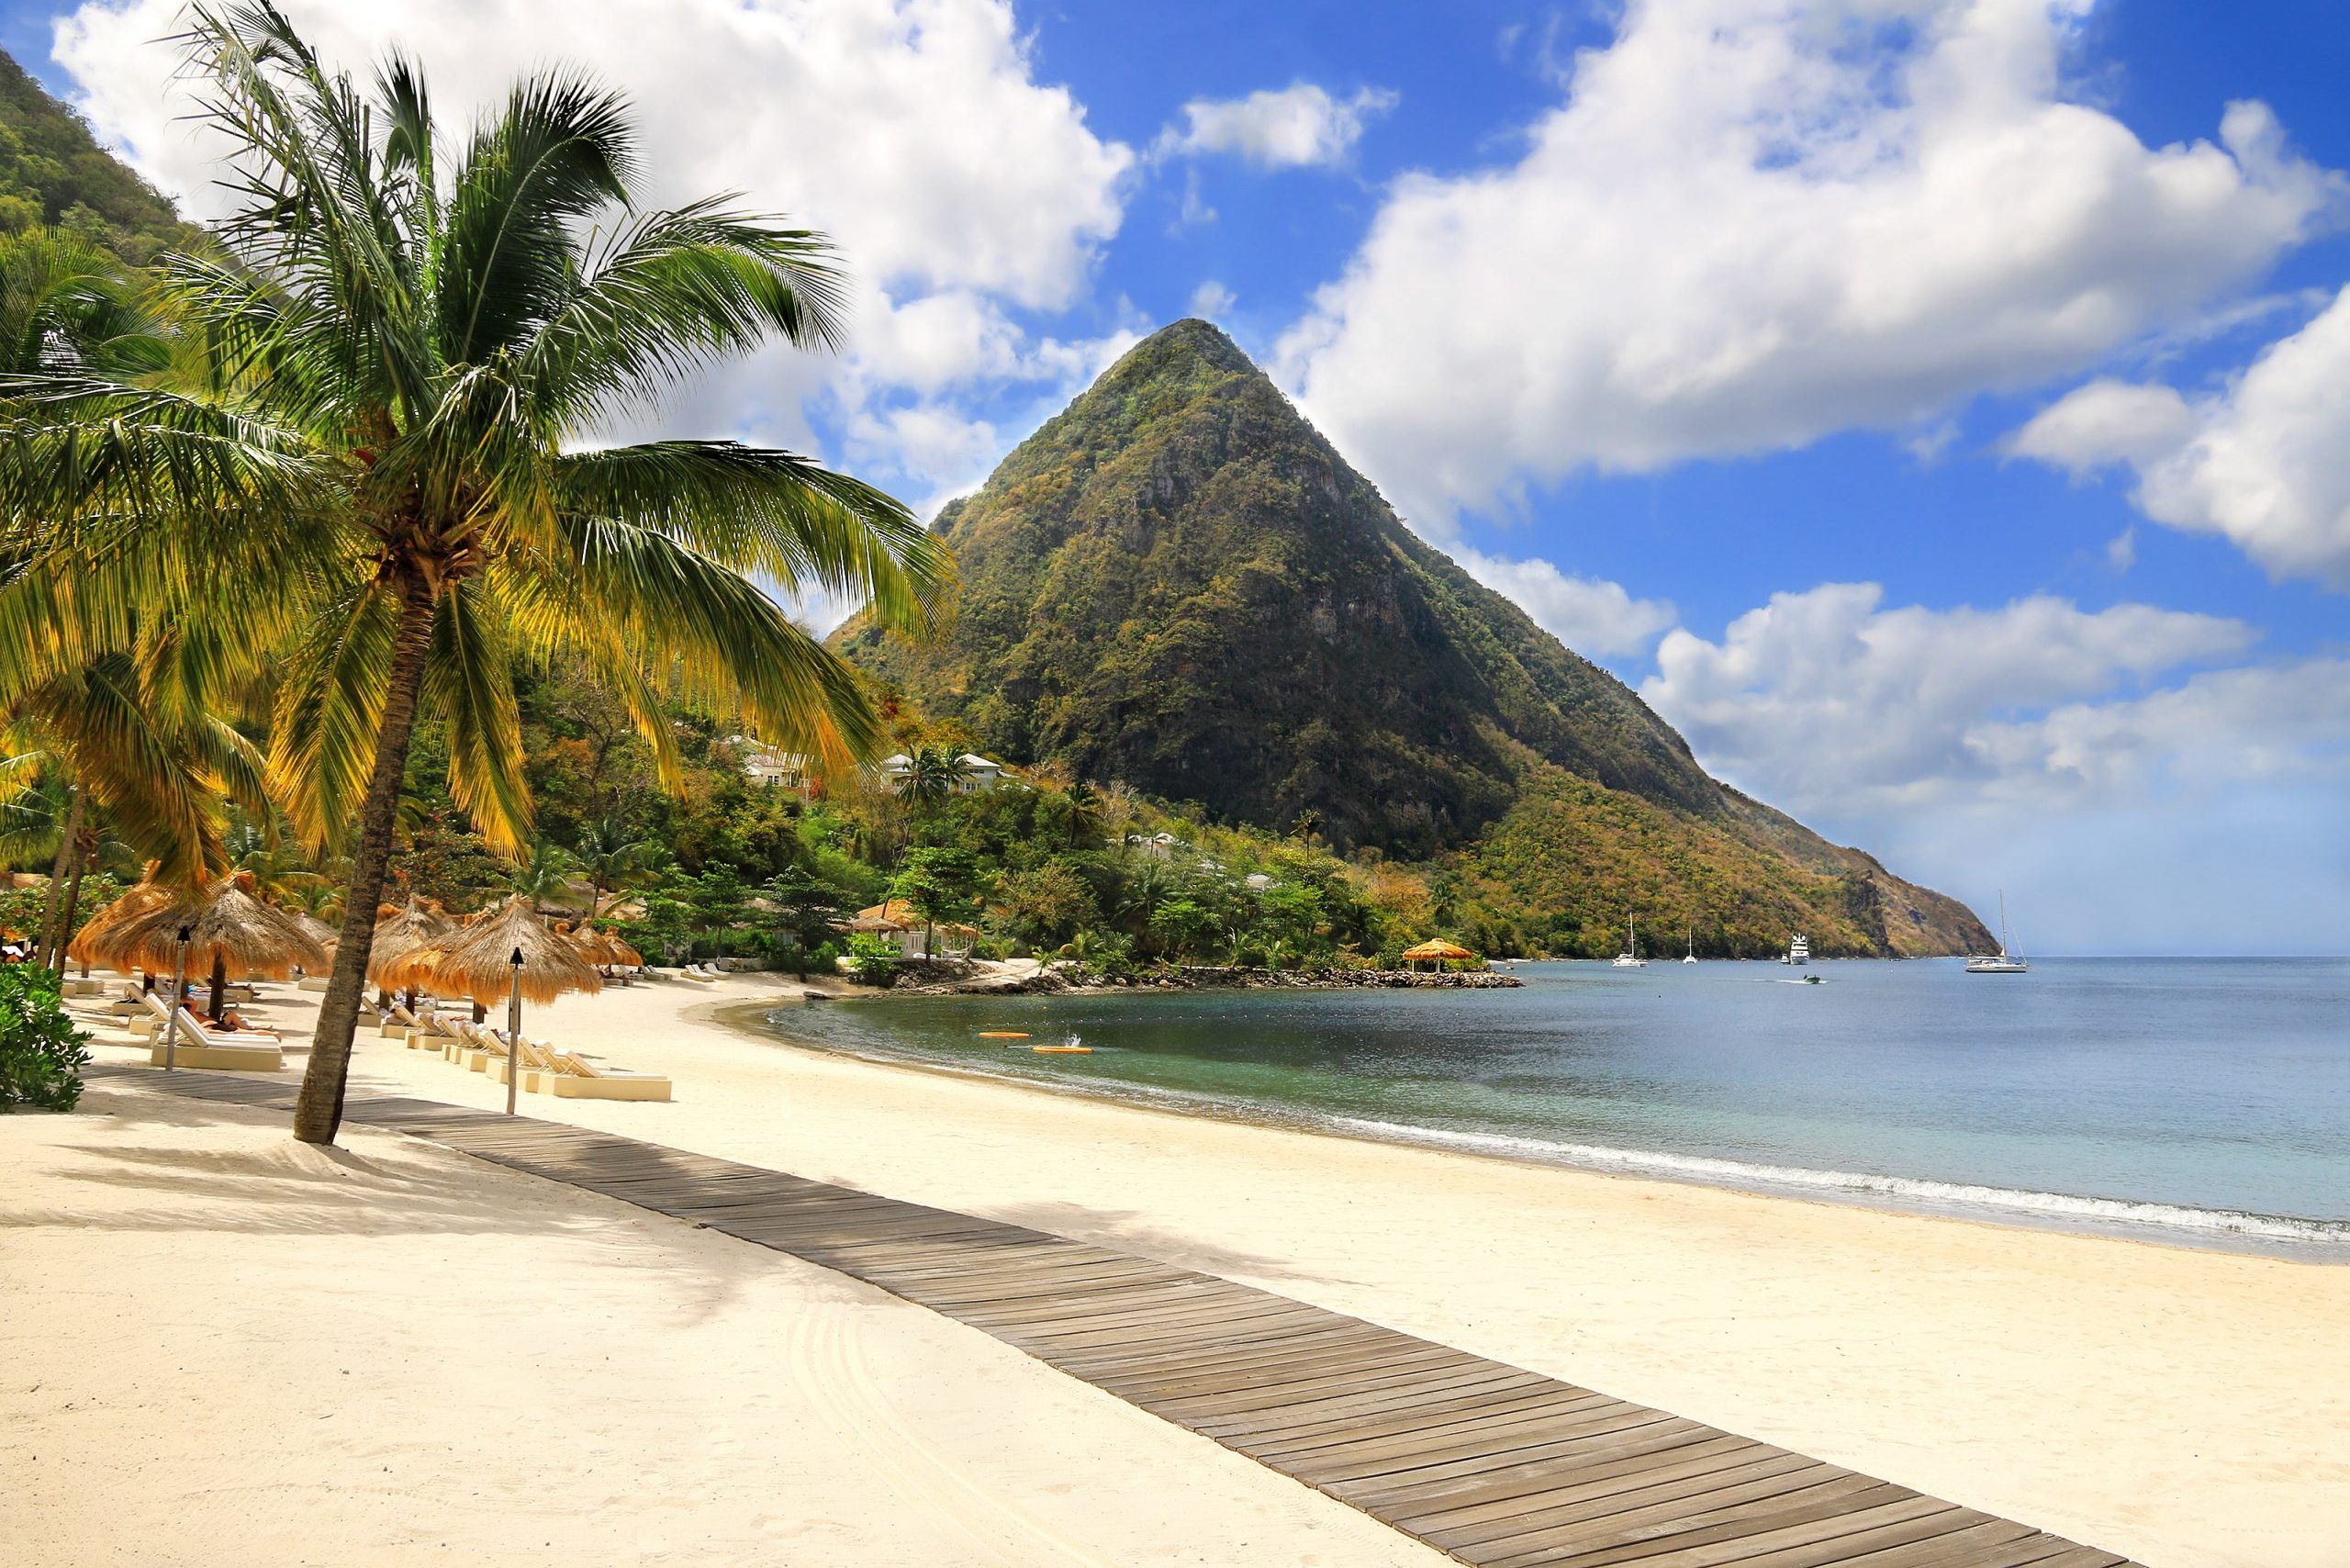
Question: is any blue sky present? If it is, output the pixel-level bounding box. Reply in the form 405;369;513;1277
11;0;2348;952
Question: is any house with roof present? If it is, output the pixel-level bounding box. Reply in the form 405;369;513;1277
724;735;814;798
877;753;1009;795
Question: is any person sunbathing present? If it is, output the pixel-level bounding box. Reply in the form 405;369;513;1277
214;1007;282;1039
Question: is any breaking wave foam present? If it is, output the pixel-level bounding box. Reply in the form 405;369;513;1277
1331;1118;2350;1248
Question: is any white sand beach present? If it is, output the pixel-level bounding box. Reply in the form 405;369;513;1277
10;971;2349;1567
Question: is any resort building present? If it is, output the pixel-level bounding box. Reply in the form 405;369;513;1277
724;736;814;798
848;899;978;960
877;753;1009;794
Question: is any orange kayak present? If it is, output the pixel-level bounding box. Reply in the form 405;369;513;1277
977;1031;1030;1039
1032;1045;1092;1054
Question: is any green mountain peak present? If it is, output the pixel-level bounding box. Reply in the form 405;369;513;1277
851;323;1991;957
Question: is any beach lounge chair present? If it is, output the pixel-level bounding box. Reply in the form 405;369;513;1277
297;974;330;992
405;1009;457;1047
148;1004;283;1072
677;963;716;982
536;1047;671;1102
377;1002;431;1038
487;1035;568;1087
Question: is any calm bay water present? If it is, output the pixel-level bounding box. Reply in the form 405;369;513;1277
761;958;2350;1253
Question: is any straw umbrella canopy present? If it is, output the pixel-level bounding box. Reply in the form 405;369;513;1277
364;896;453;999
1400;937;1475;973
103;871;331;1019
295;912;341;953
567;922;643;971
67;875;175;977
416;895;600;1013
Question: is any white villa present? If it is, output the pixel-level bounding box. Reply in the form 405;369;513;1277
725;735;813;797
878;753;1008;794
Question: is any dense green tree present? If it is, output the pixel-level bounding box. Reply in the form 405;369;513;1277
890;845;981;958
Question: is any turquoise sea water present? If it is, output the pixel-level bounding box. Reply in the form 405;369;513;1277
760;958;2350;1254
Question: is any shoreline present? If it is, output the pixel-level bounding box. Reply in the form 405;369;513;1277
724;993;2350;1264
47;972;2350;1565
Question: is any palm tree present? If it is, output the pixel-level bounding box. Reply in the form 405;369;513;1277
1062;779;1102;848
507;836;579;907
0;226;263;962
576;815;656;916
899;745;968;812
0;5;951;1144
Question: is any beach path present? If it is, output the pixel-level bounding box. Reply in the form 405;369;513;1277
110;1065;2143;1568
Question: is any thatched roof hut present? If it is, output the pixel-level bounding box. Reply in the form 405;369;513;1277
849;899;913;934
1400;937;1475;971
414;895;600;1009
100;872;332;1011
294;912;341;952
365;896;453;990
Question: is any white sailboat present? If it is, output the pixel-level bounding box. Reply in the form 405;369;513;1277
1611;912;1647;968
1683;929;1697;964
1965;890;2030;973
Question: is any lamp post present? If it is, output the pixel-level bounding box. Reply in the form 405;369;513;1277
504;946;524;1116
159;923;193;1071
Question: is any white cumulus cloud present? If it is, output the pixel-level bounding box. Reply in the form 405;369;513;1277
49;0;1135;482
1278;0;2342;524
1156;83;1396;170
1456;549;1676;658
1636;581;2350;951
1640;582;2259;815
2012;283;2350;589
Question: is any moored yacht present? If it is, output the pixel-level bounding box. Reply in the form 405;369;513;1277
1611;913;1647;968
1784;933;1809;966
1966;890;2031;973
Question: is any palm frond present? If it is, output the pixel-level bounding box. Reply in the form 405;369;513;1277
551;440;952;636
267;575;397;853
524;198;848;424
423;576;533;855
506;516;880;771
435;67;633;364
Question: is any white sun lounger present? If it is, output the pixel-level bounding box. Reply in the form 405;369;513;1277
148;1004;283;1071
534;1047;670;1102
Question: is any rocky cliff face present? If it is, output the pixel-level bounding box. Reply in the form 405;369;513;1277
837;320;1989;957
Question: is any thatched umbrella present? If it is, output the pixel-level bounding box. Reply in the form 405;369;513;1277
417;896;600;1114
364;896;452;1005
105;871;332;1026
567;921;642;972
1401;937;1475;973
295;912;341;953
67;876;175;980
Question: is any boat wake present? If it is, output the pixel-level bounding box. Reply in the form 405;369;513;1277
1331;1118;2350;1250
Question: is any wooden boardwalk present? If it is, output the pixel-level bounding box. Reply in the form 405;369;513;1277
105;1068;2141;1568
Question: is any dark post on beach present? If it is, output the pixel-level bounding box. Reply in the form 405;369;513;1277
505;946;524;1116
161;923;193;1071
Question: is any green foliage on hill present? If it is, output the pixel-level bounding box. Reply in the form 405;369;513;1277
0;50;196;265
840;319;1990;956
1434;767;1971;959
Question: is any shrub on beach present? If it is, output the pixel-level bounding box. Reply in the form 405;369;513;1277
0;966;92;1113
845;933;901;986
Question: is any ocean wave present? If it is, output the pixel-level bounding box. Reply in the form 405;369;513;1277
1330;1118;2350;1247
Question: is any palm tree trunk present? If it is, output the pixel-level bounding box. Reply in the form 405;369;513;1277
56;853;88;975
293;574;439;1146
207;953;229;1024
38;785;84;971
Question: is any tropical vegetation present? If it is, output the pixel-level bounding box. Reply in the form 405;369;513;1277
0;8;948;1143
